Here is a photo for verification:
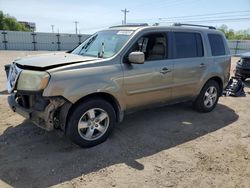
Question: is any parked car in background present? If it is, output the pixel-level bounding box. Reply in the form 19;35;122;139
5;23;231;147
235;52;250;81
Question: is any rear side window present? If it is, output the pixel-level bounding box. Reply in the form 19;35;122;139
174;32;204;58
208;34;226;56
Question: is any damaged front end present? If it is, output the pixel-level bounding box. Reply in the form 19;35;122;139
8;93;71;131
6;63;72;131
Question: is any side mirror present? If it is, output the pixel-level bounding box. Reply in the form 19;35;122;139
128;51;145;64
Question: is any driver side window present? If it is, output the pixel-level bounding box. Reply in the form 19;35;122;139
131;33;168;61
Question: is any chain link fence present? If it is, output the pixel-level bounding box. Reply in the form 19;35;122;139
228;40;250;56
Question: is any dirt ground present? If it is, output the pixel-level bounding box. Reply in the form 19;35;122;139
0;51;249;188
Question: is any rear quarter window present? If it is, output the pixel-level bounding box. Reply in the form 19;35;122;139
174;32;204;59
208;34;226;56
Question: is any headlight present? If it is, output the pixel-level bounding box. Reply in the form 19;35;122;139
17;70;50;91
237;59;243;65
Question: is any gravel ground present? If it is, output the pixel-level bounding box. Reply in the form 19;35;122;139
0;51;249;188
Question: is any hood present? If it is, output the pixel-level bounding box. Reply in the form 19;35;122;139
240;52;250;59
14;52;99;70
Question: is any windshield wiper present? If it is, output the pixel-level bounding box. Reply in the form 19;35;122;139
98;42;105;58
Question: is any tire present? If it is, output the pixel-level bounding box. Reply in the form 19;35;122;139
66;99;116;147
193;80;220;113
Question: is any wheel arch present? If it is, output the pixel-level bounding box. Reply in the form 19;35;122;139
208;76;223;95
200;76;223;96
64;92;124;132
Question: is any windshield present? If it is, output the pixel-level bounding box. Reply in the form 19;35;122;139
71;30;134;58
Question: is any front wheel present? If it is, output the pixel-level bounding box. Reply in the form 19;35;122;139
66;99;116;147
193;80;220;113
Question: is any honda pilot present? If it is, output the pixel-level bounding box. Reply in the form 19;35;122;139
5;23;231;147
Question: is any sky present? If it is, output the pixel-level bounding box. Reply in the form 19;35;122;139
0;0;250;34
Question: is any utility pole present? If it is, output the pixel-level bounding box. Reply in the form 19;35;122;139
74;21;79;34
121;8;129;25
51;25;54;33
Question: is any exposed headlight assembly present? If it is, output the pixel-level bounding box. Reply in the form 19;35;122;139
17;70;50;91
237;59;243;66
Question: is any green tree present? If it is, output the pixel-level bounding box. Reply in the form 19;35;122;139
0;11;4;30
0;10;31;31
218;24;250;40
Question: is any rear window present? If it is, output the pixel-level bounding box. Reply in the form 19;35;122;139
174;32;204;58
208;34;226;56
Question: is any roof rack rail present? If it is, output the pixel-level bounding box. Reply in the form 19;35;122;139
109;23;148;28
173;23;216;30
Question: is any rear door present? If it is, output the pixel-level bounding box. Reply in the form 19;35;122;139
171;31;208;100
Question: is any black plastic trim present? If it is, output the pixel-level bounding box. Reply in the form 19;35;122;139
15;59;93;71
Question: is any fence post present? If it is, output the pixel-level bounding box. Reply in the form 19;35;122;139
2;31;7;50
31;32;37;51
235;40;239;55
78;34;82;45
56;33;60;51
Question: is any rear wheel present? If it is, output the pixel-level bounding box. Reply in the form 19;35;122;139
66;99;116;147
193;80;220;112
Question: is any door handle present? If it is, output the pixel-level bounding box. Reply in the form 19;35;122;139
160;67;171;74
199;63;206;68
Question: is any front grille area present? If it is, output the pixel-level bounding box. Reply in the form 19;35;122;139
241;58;250;68
7;64;22;93
15;93;49;111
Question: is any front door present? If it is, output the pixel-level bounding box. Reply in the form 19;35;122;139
122;32;173;110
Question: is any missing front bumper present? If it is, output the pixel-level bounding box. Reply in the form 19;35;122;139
8;94;68;131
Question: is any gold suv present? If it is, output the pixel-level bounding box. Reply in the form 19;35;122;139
6;24;231;147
